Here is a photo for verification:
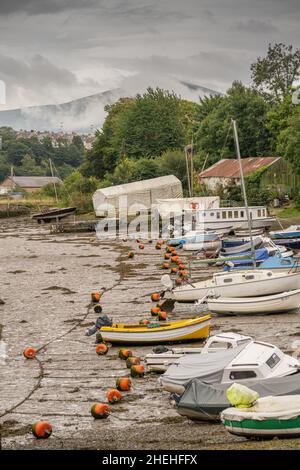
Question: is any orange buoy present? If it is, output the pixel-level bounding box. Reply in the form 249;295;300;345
128;251;134;258
162;262;170;269
171;249;177;255
32;421;52;439
116;377;131;391
151;292;161;302
176;277;183;285
164;253;171;260
151;306;161;316
91;292;101;303
139;244;145;250
180;270;187;277
91;403;111;419
155;244;161;250
176;258;182;265
106;388;122;404
171;267;178;274
158;311;167;321
95;343;109;355
139;318;150;325
23;347;37;359
179;263;186;270
131;365;145;378
171;255;179;262
119;348;133;360
126;356;141;369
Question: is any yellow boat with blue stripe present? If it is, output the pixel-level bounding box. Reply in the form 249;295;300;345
100;315;211;344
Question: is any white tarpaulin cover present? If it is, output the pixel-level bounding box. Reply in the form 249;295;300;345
93;175;183;216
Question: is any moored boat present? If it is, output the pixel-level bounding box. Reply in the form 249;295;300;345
206;289;300;315
160;338;300;394
32;206;76;223
176;373;300;422
221;395;300;438
169;270;300;303
99;315;211;344
145;333;251;372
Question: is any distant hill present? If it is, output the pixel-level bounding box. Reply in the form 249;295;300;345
0;79;221;132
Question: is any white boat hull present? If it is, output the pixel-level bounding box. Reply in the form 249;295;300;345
173;271;300;302
183;240;221;252
207;289;300;315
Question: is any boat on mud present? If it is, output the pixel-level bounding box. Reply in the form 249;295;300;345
205;289;300;315
175;373;300;422
168;270;300;303
221;395;300;438
32;206;76;223
99;315;211;344
145;333;251;372
160;338;300;394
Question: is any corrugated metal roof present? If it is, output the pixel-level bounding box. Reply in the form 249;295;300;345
199;157;281;179
11;176;62;188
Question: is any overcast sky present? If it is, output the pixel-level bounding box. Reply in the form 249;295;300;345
0;0;299;109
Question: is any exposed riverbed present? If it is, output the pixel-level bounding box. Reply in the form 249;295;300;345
1;217;300;450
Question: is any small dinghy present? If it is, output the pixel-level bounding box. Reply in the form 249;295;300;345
99;315;211;344
221;236;263;255
221;394;300;439
206;289;300;315
32;206;76;223
160;338;299;394
183;239;222;252
176;373;300;422
145;333;251;372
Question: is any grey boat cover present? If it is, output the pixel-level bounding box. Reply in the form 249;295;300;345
162;344;246;387
177;372;300;420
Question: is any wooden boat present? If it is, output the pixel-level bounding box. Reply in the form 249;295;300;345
206;289;300;315
99;315;211;344
160;338;300;394
270;225;300;239
32;206;76;223
170;270;300;302
221;395;300;438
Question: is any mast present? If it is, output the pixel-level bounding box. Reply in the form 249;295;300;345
49;158;58;204
184;145;192;197
231;119;256;268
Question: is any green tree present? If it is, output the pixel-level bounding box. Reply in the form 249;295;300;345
251;43;300;101
194;81;271;165
276;106;300;172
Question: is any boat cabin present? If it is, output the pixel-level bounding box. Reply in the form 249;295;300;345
213;270;274;287
222;341;299;383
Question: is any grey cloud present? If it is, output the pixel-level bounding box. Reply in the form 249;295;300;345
234;19;279;33
0;0;99;15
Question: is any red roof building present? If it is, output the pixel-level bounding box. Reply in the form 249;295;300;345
198;157;281;192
